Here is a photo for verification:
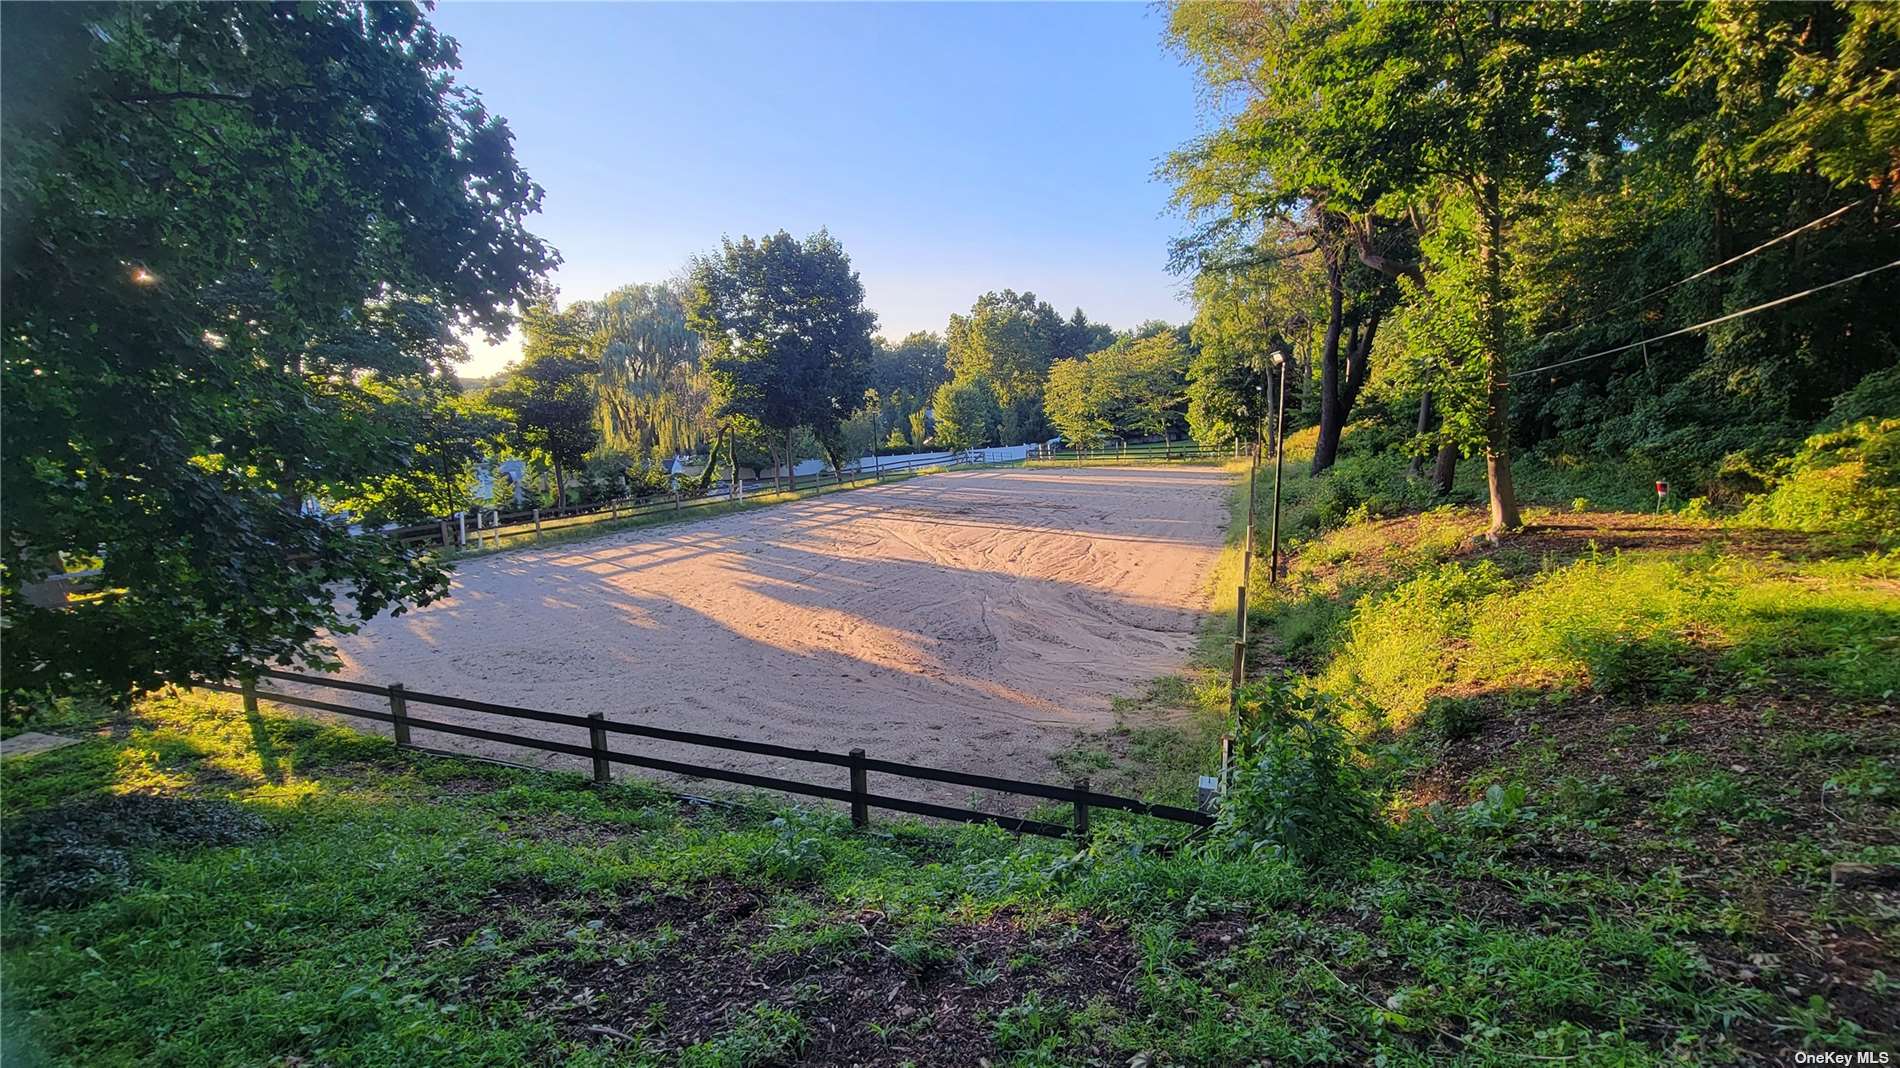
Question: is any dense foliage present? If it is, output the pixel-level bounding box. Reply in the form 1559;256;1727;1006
0;2;554;700
1168;0;1899;537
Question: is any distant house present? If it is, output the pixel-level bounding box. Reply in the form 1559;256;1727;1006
472;458;527;505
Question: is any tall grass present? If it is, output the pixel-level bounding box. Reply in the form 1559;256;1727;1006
1311;549;1900;732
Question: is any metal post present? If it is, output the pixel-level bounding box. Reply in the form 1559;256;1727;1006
1269;358;1289;586
389;683;411;747
848;747;869;828
1073;778;1091;843
588;712;610;784
457;511;466;548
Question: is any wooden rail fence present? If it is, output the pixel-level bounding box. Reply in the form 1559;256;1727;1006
208;669;1214;842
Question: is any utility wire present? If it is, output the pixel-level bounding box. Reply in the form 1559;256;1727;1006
1551;200;1862;339
1512;258;1900;380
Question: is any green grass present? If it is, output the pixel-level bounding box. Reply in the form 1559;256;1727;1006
7;663;1895;1065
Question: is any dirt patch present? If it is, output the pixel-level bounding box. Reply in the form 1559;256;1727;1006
275;467;1232;809
426;878;1145;1065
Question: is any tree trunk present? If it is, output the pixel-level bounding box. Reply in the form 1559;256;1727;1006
1409;391;1434;478
1433;443;1458;496
553;459;566;508
1479;175;1522;533
1311;262;1347;474
785;428;797;492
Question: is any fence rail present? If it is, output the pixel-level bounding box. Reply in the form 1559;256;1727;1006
207;669;1213;841
1033;441;1236;466
380;450;991;551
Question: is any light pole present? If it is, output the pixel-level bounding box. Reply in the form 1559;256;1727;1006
1268;347;1289;586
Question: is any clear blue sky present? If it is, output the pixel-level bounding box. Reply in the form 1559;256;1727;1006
429;1;1206;375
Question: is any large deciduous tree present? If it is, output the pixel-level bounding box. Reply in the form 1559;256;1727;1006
1045;333;1189;447
486;304;602;506
945;291;1114;444
931;377;1003;452
685;230;875;491
0;2;555;701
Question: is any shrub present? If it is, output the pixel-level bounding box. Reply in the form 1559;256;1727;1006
1740;366;1900;546
1213;679;1381;865
1319;561;1505;729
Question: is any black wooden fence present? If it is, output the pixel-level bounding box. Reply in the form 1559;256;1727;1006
206;669;1214;841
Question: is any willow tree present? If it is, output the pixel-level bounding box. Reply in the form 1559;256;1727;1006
585;282;711;458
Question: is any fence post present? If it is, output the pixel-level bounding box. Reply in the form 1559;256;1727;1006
439;519;450;548
1235;584;1249;644
1073;778;1091;844
1229;640;1246;719
849;747;869;828
532;508;541;541
673;490;681;513
611;498;619;521
388;683;411;747
240;675;259;718
457;511;467;548
588;712;610;784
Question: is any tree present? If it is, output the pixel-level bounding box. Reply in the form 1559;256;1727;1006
0;3;555;700
944;291;1115;444
869;332;951;402
486;305;601;505
1186;265;1279;447
1164;4;1416;479
1044;358;1111;446
932;377;1002;451
584;281;710;459
686;230;875;491
1046;334;1190;446
331;370;507;526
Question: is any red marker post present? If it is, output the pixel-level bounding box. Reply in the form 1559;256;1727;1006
1655;480;1669;514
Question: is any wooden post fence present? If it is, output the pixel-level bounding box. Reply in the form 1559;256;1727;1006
1229;640;1246;718
1073;778;1091;843
589;712;610;784
532;508;541;541
241;676;259;718
849;747;869;828
389;683;411;747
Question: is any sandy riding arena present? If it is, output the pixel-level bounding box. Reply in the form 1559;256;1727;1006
291;466;1233;804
